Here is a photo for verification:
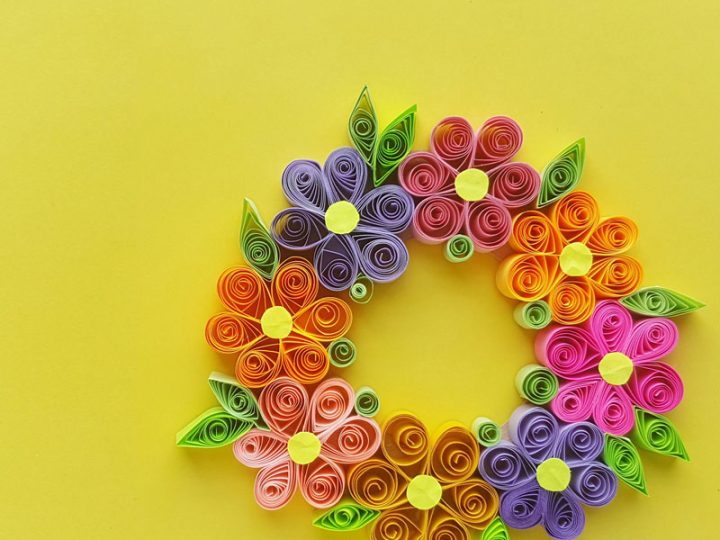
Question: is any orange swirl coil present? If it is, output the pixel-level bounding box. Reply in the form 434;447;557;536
588;255;643;297
509;211;562;254
281;335;329;385
586;217;639;255
235;338;282;388
429;425;479;484
551;191;599;243
348;459;408;510
272;257;318;313
293;298;353;341
217;266;270;318
496;254;560;301
381;414;430;477
205;312;261;353
547;278;595;325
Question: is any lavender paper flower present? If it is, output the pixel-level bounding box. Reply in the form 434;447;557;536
271;147;414;291
479;406;617;540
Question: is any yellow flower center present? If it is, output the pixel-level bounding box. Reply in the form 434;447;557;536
599;352;634;385
454;168;489;201
559;242;593;276
260;306;293;339
325;201;360;234
406;474;442;510
536;458;571;492
287;432;322;464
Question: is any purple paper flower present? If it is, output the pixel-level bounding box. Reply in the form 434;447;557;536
271;147;414;291
479;406;617;540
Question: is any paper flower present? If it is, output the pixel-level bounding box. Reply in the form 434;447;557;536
348;413;499;540
479;406;618;540
234;377;381;510
399;116;540;255
205;257;352;388
271;147;414;291
536;299;683;435
497;191;643;325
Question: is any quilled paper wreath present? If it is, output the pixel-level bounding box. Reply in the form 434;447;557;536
177;87;704;540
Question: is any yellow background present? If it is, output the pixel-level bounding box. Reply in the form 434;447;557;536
1;1;719;538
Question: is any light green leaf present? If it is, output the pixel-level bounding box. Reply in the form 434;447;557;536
621;287;705;317
537;138;585;207
482;516;510;540
313;502;380;532
176;407;252;448
348;86;378;165
208;372;261;424
604;434;648;495
632;408;689;461
240;198;279;280
373;105;416;187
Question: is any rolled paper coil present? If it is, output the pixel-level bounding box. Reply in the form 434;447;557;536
515;364;559;405
350;275;374;304
513;300;552;330
471;417;502;447
328;337;357;368
445;234;474;263
355;386;380;417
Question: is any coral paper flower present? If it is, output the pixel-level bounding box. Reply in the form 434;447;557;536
399;116;540;253
480;406;618;540
536;299;683;435
496;191;643;325
234;377;381;510
205;257;352;388
271;147;414;291
348;413;499;540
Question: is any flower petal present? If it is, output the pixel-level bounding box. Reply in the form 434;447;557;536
233;429;288;468
427;506;471;539
510;211;563;255
412;195;465;244
568;462;618;507
298;455;345;509
473;116;523;170
354;230;409;283
280;333;330;385
588;299;633;354
587;255;643;298
348;458;409;510
625;318;679;363
548;278;596;325
271;207;328;250
323;147;368;204
205;312;262;354
586;217;639;255
293;298;353;341
466;197;512;252
554;422;604;463
357;185;414;233
508;406;560;464
258;376;309;436
593;383;635;435
269;257;318;313
382;413;431;477
253;458;297;510
216;266;271;319
496;254;560;302
626;362;684;413
543;491;585;540
309;377;355;434
399;151;455;197
235;336;282;388
536;325;602;379
313;234;360;291
442;479;499;529
371;506;426;540
551;191;599;244
281;159;328;212
321;416;382;464
431;116;475;171
479;441;535;490
429;425;479;484
489;162;541;209
498;479;545;530
551;379;601;425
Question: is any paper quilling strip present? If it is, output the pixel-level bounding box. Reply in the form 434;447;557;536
399;116;540;257
480;406;617;540
179;89;699;540
205;257;352;388
497;192;643;324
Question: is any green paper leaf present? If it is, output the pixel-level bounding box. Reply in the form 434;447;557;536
176;407;252;448
515;364;559;405
513;300;552;330
471;417;502;448
537;138;585;207
240;198;279;280
208;372;262;424
445;234;474;263
328;337;357;368
348;86;378;165
603;434;648;495
373;104;416;187
632;408;689;461
482;516;510;540
350;275;374;304
313;502;380;532
620;286;705;317
355;386;380;417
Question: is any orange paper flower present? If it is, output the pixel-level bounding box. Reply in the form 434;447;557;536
348;414;499;540
205;257;352;387
496;192;642;325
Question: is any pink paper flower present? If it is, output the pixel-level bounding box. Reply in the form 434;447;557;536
399;116;540;252
536;300;684;435
233;377;381;510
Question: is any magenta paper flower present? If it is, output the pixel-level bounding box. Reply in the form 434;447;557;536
535;300;684;435
233;377;381;510
399;116;540;253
